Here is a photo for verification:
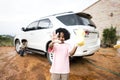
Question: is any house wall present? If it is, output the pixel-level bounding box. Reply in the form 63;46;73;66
83;0;120;40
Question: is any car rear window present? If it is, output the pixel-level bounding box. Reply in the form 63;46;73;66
56;14;96;28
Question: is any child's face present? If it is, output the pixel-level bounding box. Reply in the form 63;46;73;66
58;32;65;43
22;42;26;45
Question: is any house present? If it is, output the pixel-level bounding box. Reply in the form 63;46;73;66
83;0;120;40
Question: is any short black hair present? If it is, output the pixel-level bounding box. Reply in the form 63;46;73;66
56;28;70;40
21;39;27;43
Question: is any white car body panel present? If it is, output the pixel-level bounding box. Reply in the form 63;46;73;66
14;12;100;57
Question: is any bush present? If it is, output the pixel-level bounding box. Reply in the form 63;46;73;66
102;26;117;47
0;35;14;46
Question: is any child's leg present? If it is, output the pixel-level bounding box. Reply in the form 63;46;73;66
20;50;24;56
61;74;69;80
51;73;60;80
19;50;22;54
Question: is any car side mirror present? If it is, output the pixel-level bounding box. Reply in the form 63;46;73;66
21;27;25;31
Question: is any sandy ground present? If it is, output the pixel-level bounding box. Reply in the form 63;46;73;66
0;47;120;80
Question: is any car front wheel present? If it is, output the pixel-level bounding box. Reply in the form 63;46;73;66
15;40;20;53
47;51;53;65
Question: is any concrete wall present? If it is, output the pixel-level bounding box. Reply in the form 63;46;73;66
83;0;120;40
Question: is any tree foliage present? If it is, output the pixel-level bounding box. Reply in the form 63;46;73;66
0;35;14;46
102;26;117;47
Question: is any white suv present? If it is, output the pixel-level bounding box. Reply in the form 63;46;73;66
14;11;100;63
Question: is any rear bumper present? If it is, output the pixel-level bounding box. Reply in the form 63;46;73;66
73;44;100;56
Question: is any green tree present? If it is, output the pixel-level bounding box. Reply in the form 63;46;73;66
102;26;117;47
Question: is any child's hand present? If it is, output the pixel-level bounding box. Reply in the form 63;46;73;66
51;32;61;43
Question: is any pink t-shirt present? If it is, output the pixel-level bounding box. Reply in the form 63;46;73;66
49;43;71;74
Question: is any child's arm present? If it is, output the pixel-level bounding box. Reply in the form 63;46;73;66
69;46;78;56
49;41;54;49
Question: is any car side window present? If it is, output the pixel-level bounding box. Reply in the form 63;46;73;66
25;21;38;31
37;19;52;29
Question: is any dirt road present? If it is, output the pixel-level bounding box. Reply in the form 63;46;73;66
0;47;120;80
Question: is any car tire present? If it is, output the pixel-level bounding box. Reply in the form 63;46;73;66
15;40;20;53
47;52;53;65
46;41;53;64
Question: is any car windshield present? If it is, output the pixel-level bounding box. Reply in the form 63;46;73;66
56;14;96;28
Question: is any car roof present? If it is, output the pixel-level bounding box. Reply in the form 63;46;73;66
39;11;74;19
39;11;92;20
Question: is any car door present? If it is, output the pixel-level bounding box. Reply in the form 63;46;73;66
23;21;38;48
30;19;53;50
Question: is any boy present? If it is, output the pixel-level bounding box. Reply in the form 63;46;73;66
19;40;27;57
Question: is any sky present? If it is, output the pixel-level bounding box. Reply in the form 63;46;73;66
0;0;99;36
